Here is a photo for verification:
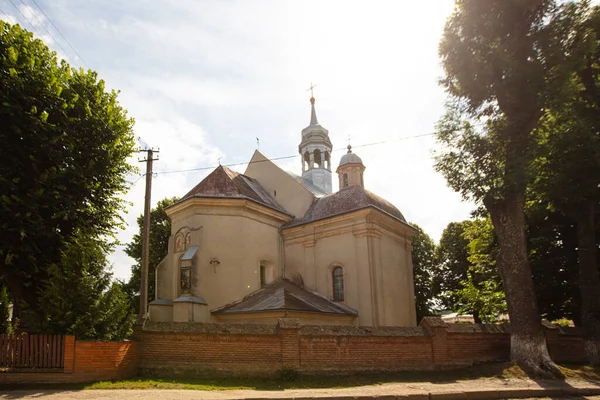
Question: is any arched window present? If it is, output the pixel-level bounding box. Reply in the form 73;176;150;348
314;149;322;168
343;173;348;188
260;264;267;288
360;173;364;187
332;267;344;301
303;151;310;171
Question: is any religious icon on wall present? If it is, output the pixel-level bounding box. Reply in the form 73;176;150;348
180;266;191;292
185;233;192;249
175;234;183;252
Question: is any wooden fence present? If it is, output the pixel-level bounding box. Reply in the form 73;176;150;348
0;334;64;369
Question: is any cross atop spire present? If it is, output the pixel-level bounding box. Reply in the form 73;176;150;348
307;82;317;102
306;82;317;97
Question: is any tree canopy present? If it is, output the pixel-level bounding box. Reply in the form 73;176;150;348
0;21;136;334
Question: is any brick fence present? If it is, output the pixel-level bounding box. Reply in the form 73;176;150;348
0;318;585;383
0;337;138;385
134;317;586;376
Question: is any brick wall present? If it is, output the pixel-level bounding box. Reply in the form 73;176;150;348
0;319;588;383
135;318;587;376
0;338;138;385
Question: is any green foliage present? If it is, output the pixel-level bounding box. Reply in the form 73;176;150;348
526;201;580;324
37;230;134;340
409;223;438;322
434;221;472;310
123;197;178;313
0;21;136;331
457;218;506;323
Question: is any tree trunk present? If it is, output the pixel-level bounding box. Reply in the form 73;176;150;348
576;197;600;364
473;309;482;324
486;193;564;379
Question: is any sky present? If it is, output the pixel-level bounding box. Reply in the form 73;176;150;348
1;0;476;281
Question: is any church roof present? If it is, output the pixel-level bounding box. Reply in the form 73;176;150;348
181;166;291;216
285;170;329;197
211;279;357;316
338;145;363;167
285;185;407;228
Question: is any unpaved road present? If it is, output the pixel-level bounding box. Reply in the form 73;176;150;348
1;378;600;400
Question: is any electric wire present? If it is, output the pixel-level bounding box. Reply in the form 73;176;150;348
6;0;144;145
29;0;90;69
155;131;437;176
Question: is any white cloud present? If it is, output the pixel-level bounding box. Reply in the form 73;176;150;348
7;0;475;282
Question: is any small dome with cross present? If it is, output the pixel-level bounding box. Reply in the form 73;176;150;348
338;145;363;167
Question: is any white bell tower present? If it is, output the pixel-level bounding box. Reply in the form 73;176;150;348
298;90;332;194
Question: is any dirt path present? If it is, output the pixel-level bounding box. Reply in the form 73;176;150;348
2;378;600;400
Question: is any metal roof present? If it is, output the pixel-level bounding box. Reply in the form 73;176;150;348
211;279;357;316
179;166;291;216
181;245;199;261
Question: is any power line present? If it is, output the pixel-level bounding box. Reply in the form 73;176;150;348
12;0;72;62
155;131;437;176
0;5;12;20
29;0;90;69
7;0;148;147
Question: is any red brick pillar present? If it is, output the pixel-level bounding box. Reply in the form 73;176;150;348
543;321;560;362
277;318;300;368
420;317;449;368
63;335;76;374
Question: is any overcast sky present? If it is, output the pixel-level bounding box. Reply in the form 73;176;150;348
1;0;476;281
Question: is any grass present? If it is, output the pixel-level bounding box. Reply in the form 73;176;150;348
3;363;600;391
83;363;600;390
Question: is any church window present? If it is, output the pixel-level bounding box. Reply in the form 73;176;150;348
332;267;344;301
360;173;364;187
260;265;267;288
303;152;310;170
180;266;191;292
343;173;348;188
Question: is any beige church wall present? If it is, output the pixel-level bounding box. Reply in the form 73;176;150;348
166;200;288;322
155;255;172;300
379;235;417;327
283;209;418;328
244;150;315;218
148;304;173;322
283;215;375;327
214;311;356;326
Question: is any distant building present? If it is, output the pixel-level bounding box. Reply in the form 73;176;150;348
148;96;417;327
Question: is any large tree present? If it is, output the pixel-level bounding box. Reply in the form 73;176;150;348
0;21;136;330
436;0;566;378
533;2;600;362
37;230;134;340
409;223;437;322
123;197;178;314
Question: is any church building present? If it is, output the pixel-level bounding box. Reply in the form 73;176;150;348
149;95;417;327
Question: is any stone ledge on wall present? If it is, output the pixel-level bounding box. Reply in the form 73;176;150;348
141;321;277;334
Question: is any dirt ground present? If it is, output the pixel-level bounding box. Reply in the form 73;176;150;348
2;377;600;400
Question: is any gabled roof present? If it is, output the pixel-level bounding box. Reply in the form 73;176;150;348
211;279;357;316
285;185;407;228
179;166;291;216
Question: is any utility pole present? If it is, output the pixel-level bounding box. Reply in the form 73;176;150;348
139;148;159;320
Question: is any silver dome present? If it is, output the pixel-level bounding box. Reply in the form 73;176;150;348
338;145;363;166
